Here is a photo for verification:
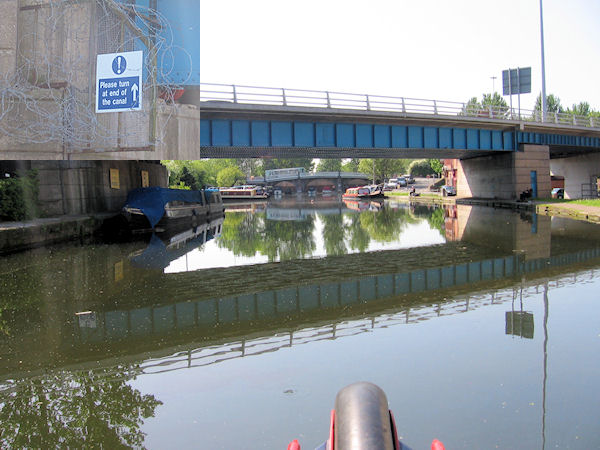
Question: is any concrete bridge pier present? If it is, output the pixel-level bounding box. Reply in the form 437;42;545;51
457;144;550;200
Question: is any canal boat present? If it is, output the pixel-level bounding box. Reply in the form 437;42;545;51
342;184;385;200
121;186;224;231
219;185;270;201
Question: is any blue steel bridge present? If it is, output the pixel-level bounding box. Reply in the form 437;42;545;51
200;83;600;159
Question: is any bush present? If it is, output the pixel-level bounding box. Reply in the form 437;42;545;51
0;170;39;221
408;159;436;177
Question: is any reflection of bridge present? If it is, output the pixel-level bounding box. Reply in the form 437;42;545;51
3;206;600;379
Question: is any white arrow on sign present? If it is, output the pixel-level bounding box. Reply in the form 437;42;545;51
132;83;139;103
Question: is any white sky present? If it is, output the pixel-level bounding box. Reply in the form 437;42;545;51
200;0;600;112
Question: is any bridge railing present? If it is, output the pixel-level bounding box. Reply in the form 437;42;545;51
201;83;600;129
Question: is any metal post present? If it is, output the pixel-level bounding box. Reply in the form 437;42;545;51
326;91;331;108
540;0;547;122
508;70;513;119
433;100;438;115
282;88;287;106
366;94;371;111
517;67;521;119
232;84;238;103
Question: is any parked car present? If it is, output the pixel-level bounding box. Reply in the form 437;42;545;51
404;175;415;184
441;185;456;196
388;177;407;188
551;188;564;199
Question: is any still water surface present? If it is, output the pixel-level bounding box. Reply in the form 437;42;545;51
1;197;599;449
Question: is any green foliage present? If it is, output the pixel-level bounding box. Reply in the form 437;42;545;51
262;158;314;173
408;159;435;177
341;159;360;172
567;101;591;117
462;93;508;118
427;159;444;175
357;159;409;182
168;181;191;190
0;170;40;221
316;159;342;172
217;166;245;187
534;94;563;114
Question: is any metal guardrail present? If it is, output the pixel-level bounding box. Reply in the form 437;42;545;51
201;83;600;129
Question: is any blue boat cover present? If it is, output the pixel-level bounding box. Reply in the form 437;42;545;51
124;187;206;228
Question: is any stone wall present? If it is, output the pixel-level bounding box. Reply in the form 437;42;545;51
12;160;168;216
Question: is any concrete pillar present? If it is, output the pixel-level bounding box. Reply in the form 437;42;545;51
514;144;551;199
0;0;17;78
457;145;550;200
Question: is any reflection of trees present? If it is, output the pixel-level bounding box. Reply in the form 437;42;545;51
359;207;418;243
321;214;347;256
218;204;441;260
262;217;316;261
218;212;316;262
217;212;265;257
346;214;371;252
0;367;161;448
410;205;445;237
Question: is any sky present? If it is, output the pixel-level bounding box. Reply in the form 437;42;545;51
200;0;600;112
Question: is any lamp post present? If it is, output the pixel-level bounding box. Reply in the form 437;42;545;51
540;0;547;122
490;76;497;94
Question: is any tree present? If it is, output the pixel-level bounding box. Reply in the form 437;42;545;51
341;159;360;172
217;166;245;187
408;159;436;177
427;159;444;176
462;93;508;118
534;94;563;114
357;159;408;183
568;101;591;117
261;158;314;173
315;159;342;172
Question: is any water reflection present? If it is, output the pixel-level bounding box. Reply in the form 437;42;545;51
0;367;161;448
1;200;600;448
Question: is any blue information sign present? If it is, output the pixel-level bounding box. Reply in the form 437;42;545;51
96;51;143;113
97;76;140;111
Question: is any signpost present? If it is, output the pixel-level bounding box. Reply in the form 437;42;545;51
502;67;531;119
96;50;143;113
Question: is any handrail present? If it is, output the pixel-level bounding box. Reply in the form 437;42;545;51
200;82;600;129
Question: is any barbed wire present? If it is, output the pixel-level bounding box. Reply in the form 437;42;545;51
0;0;194;151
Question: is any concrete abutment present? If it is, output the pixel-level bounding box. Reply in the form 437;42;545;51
457;144;550;200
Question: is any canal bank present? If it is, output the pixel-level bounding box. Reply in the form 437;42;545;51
391;193;600;224
0;214;112;255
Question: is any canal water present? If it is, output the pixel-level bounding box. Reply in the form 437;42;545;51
1;197;599;449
